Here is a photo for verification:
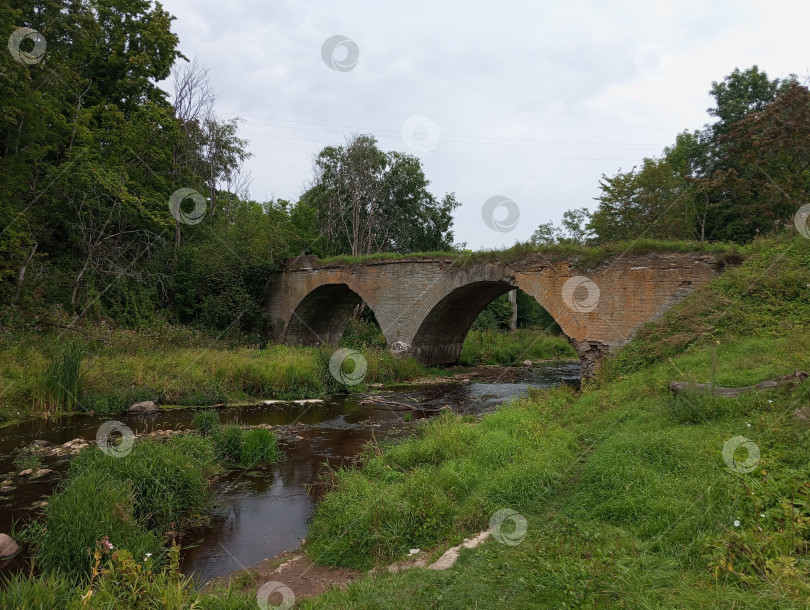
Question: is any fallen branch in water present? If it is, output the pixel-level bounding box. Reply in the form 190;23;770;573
360;397;442;411
668;371;808;397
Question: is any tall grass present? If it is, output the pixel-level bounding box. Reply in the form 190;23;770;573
26;470;162;578
34;343;85;415
21;435;221;579
1;335;427;421
212;424;279;468
459;328;576;365
193;408;220;435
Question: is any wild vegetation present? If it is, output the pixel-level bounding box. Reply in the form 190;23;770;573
0;320;426;423
2;431;278;608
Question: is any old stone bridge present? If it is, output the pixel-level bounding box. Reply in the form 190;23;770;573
267;252;724;376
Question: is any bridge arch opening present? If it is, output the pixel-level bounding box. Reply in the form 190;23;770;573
410;282;571;366
284;283;367;346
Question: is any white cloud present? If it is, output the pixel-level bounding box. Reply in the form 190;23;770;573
161;0;809;248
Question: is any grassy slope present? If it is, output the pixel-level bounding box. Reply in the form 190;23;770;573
302;234;810;608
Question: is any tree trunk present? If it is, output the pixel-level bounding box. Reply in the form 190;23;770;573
71;255;92;312
508;289;518;331
13;242;37;304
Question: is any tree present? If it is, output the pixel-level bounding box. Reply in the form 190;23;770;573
530;208;592;245
707;66;792;139
306;134;459;257
588;158;693;242
698;82;810;241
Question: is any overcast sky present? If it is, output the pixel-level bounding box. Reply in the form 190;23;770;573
160;0;808;250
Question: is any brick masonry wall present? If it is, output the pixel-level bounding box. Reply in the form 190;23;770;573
268;252;721;377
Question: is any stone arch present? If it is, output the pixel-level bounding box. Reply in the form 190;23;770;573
284;283;367;346
409;280;517;365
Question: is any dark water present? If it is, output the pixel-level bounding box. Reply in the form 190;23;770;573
0;362;579;583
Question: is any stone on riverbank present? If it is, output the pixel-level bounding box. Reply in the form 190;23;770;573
0;534;20;560
128;400;158;414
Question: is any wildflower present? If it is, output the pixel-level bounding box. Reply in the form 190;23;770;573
733;519;740;527
98;536;114;551
144;552;152;562
760;514;765;518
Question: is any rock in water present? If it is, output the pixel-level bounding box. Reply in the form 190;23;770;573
128;400;158;414
0;534;20;560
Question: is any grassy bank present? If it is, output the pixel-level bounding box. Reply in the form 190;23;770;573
0;317;574;424
0;322;426;423
298;234;810;607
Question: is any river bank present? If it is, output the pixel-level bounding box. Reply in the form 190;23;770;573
0;317;574;428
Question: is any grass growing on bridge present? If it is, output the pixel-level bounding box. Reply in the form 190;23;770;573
314;238;743;270
299;234;810;607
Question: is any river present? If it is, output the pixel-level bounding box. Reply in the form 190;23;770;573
0;361;579;583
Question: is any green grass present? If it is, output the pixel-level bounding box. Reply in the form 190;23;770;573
34;342;85;415
4;431;276;608
193;408;220;435
210;424;279;468
459;328;576;365
315;239;742;270
0;548;257;609
12;447;43;472
19;434;222;579
0;324;427;423
306;403;580;570
239;428;279;467
299;234;810;607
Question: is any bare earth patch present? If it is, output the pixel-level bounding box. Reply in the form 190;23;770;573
205;530;493;603
204;550;363;603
